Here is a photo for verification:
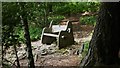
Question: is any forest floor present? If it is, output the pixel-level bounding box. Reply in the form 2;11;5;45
4;16;94;67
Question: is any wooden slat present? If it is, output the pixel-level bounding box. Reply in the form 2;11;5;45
52;25;67;32
43;33;59;37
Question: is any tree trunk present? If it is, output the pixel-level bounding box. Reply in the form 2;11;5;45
0;2;2;68
44;2;48;27
1;43;3;68
80;2;120;66
13;44;20;68
20;3;35;68
22;16;35;68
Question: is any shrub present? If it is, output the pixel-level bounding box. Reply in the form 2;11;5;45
80;16;96;25
16;25;42;43
81;41;90;57
29;26;42;41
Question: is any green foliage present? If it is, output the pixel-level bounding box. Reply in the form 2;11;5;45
82;2;100;12
80;16;97;25
84;41;89;52
29;25;42;41
2;2;21;47
15;24;43;42
82;41;90;57
53;2;100;15
2;2;100;66
48;15;65;24
15;27;25;43
2;2;100;44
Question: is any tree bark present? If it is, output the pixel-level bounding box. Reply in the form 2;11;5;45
13;44;20;68
80;2;120;66
1;43;3;68
22;16;35;68
0;2;2;68
20;3;35;68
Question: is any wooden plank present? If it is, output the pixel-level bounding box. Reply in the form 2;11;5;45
43;33;59;38
52;25;67;32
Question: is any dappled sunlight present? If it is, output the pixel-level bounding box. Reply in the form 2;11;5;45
2;2;99;67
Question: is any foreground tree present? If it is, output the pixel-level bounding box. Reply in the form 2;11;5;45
80;2;120;66
19;3;35;68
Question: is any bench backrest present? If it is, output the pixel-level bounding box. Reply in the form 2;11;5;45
52;25;67;32
49;21;70;33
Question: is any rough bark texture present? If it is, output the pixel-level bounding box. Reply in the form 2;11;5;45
80;2;120;66
0;2;2;68
20;3;35;68
22;16;35;68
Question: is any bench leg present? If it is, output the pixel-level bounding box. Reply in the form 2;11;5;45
58;31;74;49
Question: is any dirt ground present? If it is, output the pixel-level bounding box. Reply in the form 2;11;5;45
18;23;94;66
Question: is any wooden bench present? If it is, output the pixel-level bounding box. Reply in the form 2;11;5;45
41;20;74;49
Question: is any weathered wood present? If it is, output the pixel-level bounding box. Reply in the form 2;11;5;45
43;33;59;37
52;25;67;33
41;20;74;48
41;27;57;45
